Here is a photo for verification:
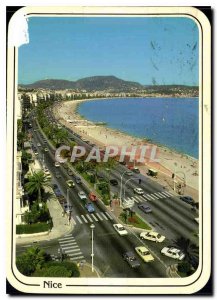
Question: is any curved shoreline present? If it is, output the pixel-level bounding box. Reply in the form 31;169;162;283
74;97;198;161
53;98;199;191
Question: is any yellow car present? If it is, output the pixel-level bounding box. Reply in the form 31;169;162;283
135;246;154;262
66;180;75;188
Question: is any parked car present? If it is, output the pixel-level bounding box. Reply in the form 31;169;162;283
110;179;118;186
85;202;95;213
180;196;195;205
78;191;87;200
140;231;165;243
123;251;140;268
132;167;140;174
37;143;41;147
161;246;185;261
135;246;154;262
66;180;75;188
89;192;98;202
75;176;82;184
126;170;133;176
55;162;60;167
113;224;128;236
138;204;152;213
44;148;48;152
134;188;144;195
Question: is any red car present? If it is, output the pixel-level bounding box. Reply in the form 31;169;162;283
89;192;98;202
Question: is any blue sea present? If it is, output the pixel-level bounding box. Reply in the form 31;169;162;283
77;98;199;158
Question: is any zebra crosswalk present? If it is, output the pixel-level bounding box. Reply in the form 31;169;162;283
58;234;86;262
124;191;174;204
70;211;113;226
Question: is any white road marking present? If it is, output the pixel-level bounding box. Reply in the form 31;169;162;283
81;215;88;223
91;214;99;221
59;241;77;246
76;215;83;224
105;212;113;220
101;212;108;220
86;214;93;222
59;236;75;242
61;245;79;250
96;213;103;220
70;256;85;261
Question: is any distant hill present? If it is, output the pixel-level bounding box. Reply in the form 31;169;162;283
19;76;143;92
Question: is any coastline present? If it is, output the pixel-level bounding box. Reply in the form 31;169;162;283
53;98;199;192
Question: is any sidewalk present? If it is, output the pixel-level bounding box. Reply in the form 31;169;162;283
16;192;74;245
77;262;101;278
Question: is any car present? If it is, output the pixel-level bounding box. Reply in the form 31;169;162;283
110;179;118;186
44;148;48;152
161;246;185;261
126;170;133;176
132;167;140;174
113;224;128;236
37;143;41;147
89;192;98;202
85;202;95;213
78;191;87;200
44;169;51;178
55;171;61;178
135;246;154;262
180;196;195;205
66;180;75;188
75;176;82;184
123;251;140;268
119;161;126;165
138;204;152;213
68;169;74;176
34;151;38;156
140;231;165;243
53;187;62;198
55;162;60;167
134;188;144;195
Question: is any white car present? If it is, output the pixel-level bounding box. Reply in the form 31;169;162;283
126;170;133;176
55;162;60;167
161;246;185;261
135;246;154;262
37;143;41;147
78;191;87;200
113;224;128;236
140;231;165;243
134;188;144;195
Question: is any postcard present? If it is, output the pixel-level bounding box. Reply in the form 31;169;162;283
6;6;212;295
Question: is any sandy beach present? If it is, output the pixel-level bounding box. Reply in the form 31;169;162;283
53;99;199;192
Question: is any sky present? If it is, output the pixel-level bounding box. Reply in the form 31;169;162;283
18;17;199;86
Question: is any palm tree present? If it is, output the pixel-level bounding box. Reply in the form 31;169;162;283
25;171;51;203
174;237;199;269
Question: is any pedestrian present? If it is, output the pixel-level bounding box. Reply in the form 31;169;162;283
80;261;84;270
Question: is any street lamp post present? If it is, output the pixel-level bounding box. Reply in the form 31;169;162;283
90;224;95;272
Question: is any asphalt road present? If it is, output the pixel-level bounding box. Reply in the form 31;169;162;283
18;110;199;277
